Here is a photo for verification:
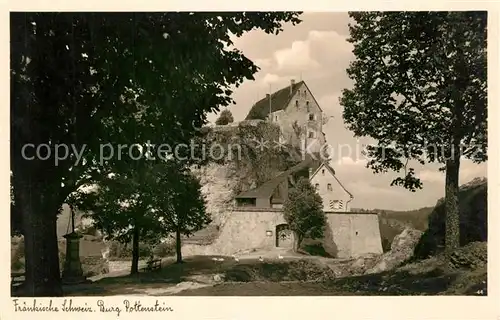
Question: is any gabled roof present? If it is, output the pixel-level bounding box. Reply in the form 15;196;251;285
310;162;354;199
245;81;305;120
235;156;319;200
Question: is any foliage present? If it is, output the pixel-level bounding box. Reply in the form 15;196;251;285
449;241;487;270
108;241;154;259
301;242;332;258
224;260;335;282
10;12;302;295
150;163;211;237
215;109;234;125
152;241;176;258
283;178;326;250
414;178;487;259
71;160;210;267
341;12;487;256
342;12;487;187
199;121;303;193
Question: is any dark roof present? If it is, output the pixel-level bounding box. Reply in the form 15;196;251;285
235;156;320;199
245;81;305;120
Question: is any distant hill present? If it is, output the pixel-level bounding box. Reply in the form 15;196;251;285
352;207;434;252
354;176;487;253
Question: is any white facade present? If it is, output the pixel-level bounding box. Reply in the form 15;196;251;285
309;163;353;212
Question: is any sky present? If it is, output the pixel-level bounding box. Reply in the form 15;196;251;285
206;12;487;211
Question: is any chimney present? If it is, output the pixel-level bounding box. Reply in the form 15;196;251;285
290;79;295;95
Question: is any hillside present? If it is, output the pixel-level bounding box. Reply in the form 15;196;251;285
414;177;487;258
186;120;306;243
354;177;487;253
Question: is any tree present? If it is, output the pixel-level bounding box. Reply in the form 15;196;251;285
340;12;487;258
72;160;210;271
10;12;302;296
283;178;326;251
71;168;165;274
215;109;234;125
151;164;210;263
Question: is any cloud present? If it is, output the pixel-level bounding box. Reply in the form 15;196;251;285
272;30;353;75
418;160;487;185
346;181;399;196
261;73;282;86
274;40;320;72
334;156;367;167
254;58;273;70
419;169;444;183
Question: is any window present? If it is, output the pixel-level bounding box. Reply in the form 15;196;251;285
330;200;340;210
315;183;319;190
308;113;314;121
308;131;315;138
321;169;325;175
295;100;299;107
327;183;332;191
275;115;278;121
306;101;310;107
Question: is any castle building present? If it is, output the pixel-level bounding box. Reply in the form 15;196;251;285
182;80;383;259
246;80;326;154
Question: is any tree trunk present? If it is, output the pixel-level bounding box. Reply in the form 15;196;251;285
293;234;302;253
175;228;183;264
130;225;140;274
20;198;62;297
444;155;461;259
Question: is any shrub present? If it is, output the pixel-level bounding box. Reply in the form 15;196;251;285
301;243;332;257
108;241;154;259
449;241;487;270
414;178;487;259
224;260;335;282
152;241;175;257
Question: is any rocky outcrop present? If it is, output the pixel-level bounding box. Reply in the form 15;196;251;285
449;241;487;270
414;177;487;259
326;227;422;277
365;227;423;274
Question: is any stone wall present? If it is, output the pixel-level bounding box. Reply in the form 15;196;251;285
183;209;383;259
182;208;289;256
324;212;383;258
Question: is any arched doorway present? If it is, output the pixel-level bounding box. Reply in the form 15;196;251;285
275;224;293;248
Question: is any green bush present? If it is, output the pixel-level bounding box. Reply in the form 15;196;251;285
108;241;153;259
224;260;335;282
301;243;332;257
449;242;487;270
152;241;175;257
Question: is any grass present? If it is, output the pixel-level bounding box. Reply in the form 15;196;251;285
53;254;488;297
